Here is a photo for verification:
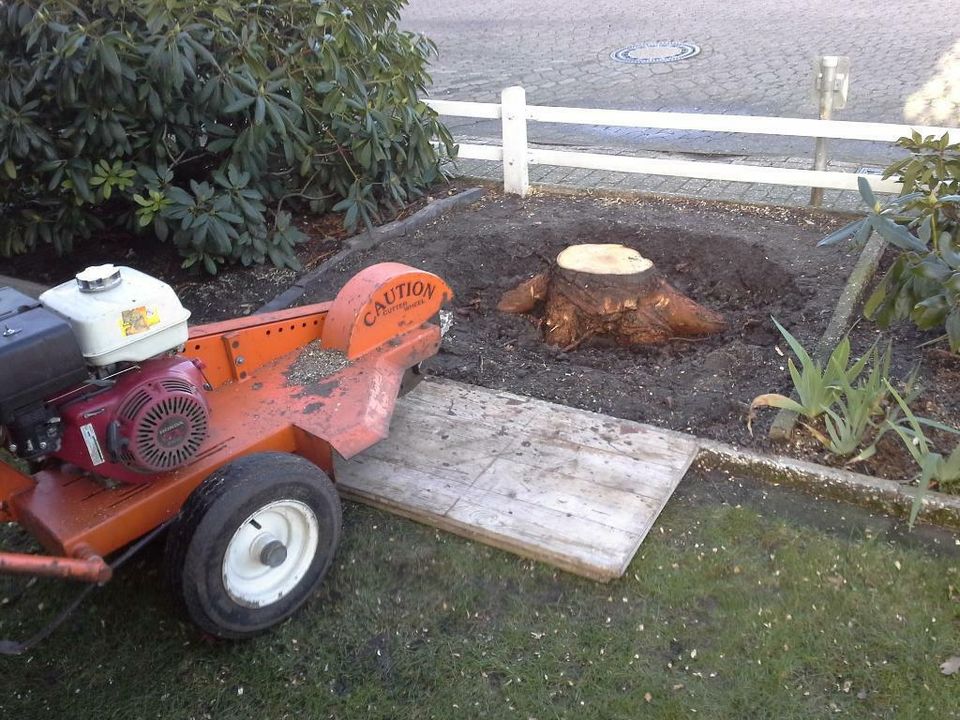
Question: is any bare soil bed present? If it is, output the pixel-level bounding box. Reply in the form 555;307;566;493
5;188;957;478
297;190;960;478
302;192;859;443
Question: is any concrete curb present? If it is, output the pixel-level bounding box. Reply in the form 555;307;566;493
768;229;887;440
695;439;960;530
256;187;485;313
456;175;862;221
585;409;960;530
524;180;862;220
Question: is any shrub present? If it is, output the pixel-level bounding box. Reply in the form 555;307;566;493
750;320;960;516
749;320;902;462
0;0;456;273
820;133;960;348
749;319;873;425
885;381;960;524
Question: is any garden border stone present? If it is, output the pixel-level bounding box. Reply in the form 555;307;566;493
769;229;888;440
696;439;960;530
256;187;485;313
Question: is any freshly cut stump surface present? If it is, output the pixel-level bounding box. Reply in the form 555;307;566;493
556;243;653;275
499;243;726;348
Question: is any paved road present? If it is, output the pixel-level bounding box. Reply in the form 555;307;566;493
403;0;959;165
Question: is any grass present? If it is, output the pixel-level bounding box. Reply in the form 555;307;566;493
1;475;959;720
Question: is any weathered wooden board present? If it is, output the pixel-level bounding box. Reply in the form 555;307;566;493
334;378;700;581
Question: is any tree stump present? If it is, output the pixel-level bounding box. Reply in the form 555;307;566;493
498;243;726;349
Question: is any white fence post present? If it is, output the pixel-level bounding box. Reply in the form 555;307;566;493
811;55;840;207
426;96;959;195
501;86;529;196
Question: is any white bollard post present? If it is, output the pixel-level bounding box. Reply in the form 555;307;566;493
501;86;529;197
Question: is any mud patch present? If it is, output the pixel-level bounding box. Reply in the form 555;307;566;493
301;191;861;448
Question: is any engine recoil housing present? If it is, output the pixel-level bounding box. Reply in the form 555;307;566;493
55;357;210;484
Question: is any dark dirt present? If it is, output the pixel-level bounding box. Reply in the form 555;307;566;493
297;190;959;483
0;182;470;322
300;190;866;449
6;186;958;483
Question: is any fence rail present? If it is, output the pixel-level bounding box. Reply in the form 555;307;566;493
426;87;959;199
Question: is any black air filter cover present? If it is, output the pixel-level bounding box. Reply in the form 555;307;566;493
0;287;89;422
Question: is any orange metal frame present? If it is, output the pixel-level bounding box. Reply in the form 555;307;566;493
0;263;452;583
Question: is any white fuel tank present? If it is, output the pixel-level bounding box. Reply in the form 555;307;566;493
39;265;191;366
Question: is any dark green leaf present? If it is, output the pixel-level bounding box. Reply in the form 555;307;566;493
863;279;888;320
851;217;873;247
154;217;169;242
944;273;960;294
206;138;235;153
941;233;960;270
818;219;864;247
911;294;950;329
331;197;353;213
99;42;122;77
218;211;244;224
869;216;928;252
166;186;193;206
858;175;879;210
344;202;359;229
224;96;256;114
946;309;960;352
914;257;951;282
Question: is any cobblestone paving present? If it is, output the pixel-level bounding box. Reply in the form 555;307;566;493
449;155;865;212
405;0;960;209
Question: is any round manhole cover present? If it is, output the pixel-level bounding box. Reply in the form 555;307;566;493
611;41;700;65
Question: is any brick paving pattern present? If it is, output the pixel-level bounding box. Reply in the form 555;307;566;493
403;0;960;210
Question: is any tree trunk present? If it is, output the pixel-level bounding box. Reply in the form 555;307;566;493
498;244;726;349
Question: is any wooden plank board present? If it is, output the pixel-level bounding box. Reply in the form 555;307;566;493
334;378;700;581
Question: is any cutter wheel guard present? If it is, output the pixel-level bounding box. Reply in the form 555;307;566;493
0;262;452;649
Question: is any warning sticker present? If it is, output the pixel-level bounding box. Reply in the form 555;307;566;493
120;306;161;336
80;423;105;466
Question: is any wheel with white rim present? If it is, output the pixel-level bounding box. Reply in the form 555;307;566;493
164;452;342;638
222;498;320;608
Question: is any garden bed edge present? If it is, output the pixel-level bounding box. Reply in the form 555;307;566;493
256;187;485;313
696;439;960;530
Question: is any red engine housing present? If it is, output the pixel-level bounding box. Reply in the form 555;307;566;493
55;357;210;485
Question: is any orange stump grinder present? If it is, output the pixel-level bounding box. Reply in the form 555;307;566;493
0;262;451;650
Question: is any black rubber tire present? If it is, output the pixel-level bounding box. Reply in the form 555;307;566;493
164;452;342;639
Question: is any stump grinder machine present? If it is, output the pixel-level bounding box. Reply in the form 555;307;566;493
0;262;451;652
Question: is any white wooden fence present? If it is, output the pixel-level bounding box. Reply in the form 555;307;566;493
427;86;958;198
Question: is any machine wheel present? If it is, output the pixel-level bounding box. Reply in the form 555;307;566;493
164;452;342;639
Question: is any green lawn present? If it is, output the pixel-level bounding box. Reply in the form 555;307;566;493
1;472;958;720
